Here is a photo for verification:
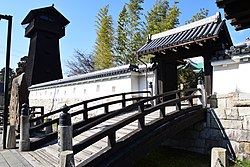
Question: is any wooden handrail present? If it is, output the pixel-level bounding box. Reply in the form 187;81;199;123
29;91;150;134
30;91;150;123
72;88;202;154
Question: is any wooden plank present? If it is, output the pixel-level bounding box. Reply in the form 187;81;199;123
9;149;33;167
28;151;56;167
18;151;45;167
42;145;60;158
35;149;59;165
1;150;26;167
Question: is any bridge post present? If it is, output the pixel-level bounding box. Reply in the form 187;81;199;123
197;80;207;108
211;147;228;167
19;103;30;151
58;104;75;167
58;104;72;152
149;82;154;106
138;102;145;129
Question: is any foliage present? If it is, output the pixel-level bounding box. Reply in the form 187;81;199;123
66;50;94;76
177;8;209;89
233;159;250;167
143;0;180;62
185;8;209;24
115;5;130;65
0;67;16;82
135;147;209;167
93;5;115;70
145;0;170;35
127;0;146;64
178;68;198;90
15;56;28;76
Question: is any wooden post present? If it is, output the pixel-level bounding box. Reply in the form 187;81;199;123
83;102;88;121
19;103;30;151
138;103;145;129
203;55;213;96
197;80;207;108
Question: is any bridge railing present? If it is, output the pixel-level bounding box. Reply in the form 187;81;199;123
24;91;150;150
71;88;204;155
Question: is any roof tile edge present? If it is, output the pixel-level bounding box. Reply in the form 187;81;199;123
151;12;221;40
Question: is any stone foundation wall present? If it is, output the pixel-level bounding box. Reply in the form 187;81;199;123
163;92;250;161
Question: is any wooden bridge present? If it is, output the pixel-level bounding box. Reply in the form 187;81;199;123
1;88;207;167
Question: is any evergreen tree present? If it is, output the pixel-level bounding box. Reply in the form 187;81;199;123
145;0;169;35
115;5;130;65
145;1;180;35
127;0;146;64
93;5;114;70
164;1;180;30
185;8;209;24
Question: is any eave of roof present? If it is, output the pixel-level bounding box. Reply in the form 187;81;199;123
21;6;69;26
216;0;250;31
137;12;232;56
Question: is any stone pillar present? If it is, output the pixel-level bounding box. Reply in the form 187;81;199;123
211;147;228;167
19;103;30;151
58;104;74;166
197;79;207;108
60;150;75;167
6;125;16;148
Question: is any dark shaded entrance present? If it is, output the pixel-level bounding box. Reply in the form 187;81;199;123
137;12;232;98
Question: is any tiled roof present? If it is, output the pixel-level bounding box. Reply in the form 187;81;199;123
29;64;153;90
137;12;231;56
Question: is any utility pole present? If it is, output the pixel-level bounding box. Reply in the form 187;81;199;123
0;14;13;149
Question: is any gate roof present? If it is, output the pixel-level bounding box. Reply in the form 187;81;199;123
137;12;232;58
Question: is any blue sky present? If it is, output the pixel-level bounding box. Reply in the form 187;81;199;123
0;0;250;75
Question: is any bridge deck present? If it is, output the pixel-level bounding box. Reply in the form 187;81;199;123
1;107;172;167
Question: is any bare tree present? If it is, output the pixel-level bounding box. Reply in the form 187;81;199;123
66;50;94;76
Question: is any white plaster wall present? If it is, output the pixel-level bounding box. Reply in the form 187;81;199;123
213;63;239;94
213;60;250;94
29;76;132;113
237;62;250;93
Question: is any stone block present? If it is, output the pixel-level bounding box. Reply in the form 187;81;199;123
220;120;242;129
238;107;250;117
226;97;234;108
59;150;75;167
225;108;239;120
239;142;250;154
217;98;227;108
243;116;250;130
225;129;250;142
229;140;240;154
211;147;228;167
239;93;250;100
213;108;227;119
6;125;16;149
237;153;250;161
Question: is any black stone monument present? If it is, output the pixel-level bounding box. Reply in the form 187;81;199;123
21;6;69;86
